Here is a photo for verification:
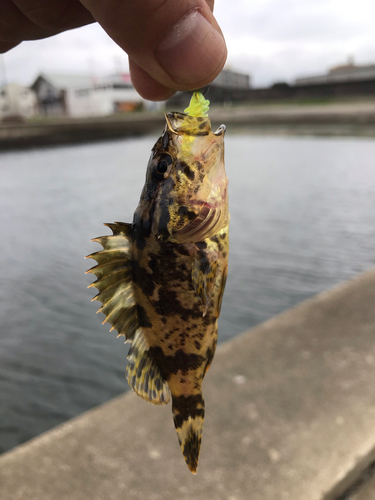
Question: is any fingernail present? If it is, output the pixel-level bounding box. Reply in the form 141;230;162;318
156;10;227;86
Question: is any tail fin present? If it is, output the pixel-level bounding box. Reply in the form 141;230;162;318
172;394;205;474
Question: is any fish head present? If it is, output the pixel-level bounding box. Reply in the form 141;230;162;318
133;112;228;243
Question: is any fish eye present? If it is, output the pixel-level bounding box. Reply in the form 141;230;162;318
157;159;169;174
153;154;173;181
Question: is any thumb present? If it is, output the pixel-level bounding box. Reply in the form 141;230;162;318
79;0;227;100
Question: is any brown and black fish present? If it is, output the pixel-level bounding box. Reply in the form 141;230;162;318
86;93;229;473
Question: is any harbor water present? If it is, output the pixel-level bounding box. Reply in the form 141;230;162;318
1;133;375;453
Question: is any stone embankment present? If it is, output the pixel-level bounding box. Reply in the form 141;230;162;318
1;268;375;500
2;101;375;150
0;113;165;150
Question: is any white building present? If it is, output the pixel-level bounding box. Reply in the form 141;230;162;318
0;83;38;120
31;73;95;116
66;74;146;117
31;73;156;118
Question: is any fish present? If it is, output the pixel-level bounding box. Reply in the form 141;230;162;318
86;92;229;473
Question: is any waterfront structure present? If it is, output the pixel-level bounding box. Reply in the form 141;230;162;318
31;73;152;118
167;68;251;108
0;83;38;120
31;73;94;116
296;61;375;86
66;73;147;117
212;68;251;89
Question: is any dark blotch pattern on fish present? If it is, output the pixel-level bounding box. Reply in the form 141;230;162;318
148;346;205;380
155;288;202;321
184;165;195;181
158;201;171;238
132;261;155;297
172;394;205;428
181;425;202;473
137;305;152;328
196;241;207;250
178;205;196;222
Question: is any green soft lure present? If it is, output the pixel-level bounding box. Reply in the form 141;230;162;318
184;91;210;117
180;92;211;155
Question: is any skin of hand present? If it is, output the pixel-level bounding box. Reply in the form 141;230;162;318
0;0;227;101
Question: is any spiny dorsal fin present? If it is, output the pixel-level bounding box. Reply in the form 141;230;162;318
126;329;171;406
86;222;138;340
192;245;219;316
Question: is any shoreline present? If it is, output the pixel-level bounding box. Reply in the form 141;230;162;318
2;101;375;150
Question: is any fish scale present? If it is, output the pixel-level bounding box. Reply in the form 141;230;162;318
86;92;229;473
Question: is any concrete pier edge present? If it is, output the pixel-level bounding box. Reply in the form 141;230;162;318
1;268;375;500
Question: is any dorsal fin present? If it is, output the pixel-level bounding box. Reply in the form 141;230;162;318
126;329;171;406
86;222;138;341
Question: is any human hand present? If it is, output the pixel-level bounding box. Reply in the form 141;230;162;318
0;0;227;101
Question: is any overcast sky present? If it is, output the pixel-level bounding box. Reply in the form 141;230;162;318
2;0;375;90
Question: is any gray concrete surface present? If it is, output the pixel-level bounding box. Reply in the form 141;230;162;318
1;269;375;500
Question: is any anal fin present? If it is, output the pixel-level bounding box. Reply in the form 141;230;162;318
126;329;170;406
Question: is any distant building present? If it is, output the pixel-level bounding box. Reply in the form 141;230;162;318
166;68;251;108
0;83;38;120
31;73;153;117
31;73;94;116
66;74;147;117
296;60;375;86
212;69;251;89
